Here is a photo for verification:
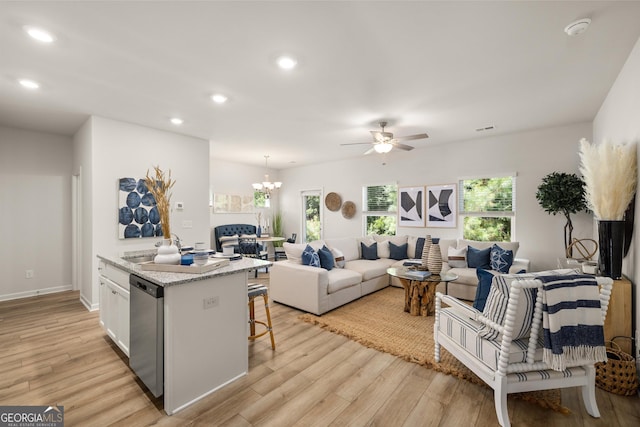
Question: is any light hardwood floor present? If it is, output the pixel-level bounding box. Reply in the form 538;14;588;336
1;277;638;426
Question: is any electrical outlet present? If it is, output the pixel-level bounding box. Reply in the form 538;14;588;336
203;296;219;310
25;270;34;279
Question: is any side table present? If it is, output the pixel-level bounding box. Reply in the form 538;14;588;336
387;267;458;316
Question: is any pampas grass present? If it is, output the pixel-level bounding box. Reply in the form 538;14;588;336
144;166;176;239
579;138;637;220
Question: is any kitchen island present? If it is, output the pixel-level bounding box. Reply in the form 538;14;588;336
97;252;271;415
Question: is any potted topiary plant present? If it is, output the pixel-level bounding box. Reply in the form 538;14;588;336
536;172;588;257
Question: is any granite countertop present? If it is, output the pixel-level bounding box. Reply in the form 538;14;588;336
97;250;272;287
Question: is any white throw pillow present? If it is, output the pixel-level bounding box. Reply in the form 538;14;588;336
283;242;308;264
447;246;467;268
329;247;346;268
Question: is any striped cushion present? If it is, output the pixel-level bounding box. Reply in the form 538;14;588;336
507;366;586;383
219;234;239;248
439;307;542;371
478;269;580;341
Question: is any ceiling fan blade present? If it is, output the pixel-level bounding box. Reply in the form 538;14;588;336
394;133;429;142
391;142;414;151
340;142;374;146
363;146;376;155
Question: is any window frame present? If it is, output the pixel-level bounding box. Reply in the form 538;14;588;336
458;174;517;241
362;182;398;236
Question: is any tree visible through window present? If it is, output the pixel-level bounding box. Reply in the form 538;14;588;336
460;177;515;241
363;184;397;235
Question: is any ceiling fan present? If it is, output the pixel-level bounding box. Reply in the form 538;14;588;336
341;121;429;154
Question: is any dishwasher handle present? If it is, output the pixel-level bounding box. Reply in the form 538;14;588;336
130;274;164;298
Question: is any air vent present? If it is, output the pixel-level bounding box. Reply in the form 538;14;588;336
475;125;495;132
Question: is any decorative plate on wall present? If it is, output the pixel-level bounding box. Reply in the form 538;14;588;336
325;192;342;211
341;201;356;219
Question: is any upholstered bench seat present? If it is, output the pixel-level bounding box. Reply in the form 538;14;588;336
438;306;542;371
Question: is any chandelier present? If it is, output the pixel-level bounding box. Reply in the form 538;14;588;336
252;155;282;199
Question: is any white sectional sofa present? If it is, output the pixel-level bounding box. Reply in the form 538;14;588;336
269;235;529;315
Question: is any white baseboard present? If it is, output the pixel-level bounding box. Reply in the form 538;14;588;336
80;293;99;311
0;285;73;302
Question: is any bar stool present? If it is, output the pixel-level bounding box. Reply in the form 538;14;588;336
247;283;275;350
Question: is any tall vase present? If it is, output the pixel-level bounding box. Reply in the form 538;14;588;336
256;225;262;237
598;220;625;279
154;238;181;265
427;243;443;275
421;235;432;270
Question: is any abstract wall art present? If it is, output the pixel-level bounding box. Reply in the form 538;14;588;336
213;193;254;213
118;177;162;239
398;186;425;227
427;183;457;228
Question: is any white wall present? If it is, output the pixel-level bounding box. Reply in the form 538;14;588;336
209;158;280;247
76;116;210;308
593;35;640;353
278;122;594;271
0;126;73;300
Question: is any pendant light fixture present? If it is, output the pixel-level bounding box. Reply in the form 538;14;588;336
252;155;282;200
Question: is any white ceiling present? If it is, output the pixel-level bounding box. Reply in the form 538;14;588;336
1;1;640;169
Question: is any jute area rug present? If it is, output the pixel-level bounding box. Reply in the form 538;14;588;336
298;286;568;413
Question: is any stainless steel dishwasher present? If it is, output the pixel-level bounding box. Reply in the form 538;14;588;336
129;274;164;397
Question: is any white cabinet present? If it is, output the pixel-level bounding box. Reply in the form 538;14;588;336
98;262;130;357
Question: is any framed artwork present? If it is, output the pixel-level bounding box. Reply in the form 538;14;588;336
398;186;425;227
213;193;254;213
118;177;162;239
427;183;457;228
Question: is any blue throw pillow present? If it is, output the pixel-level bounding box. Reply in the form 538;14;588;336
473;268;526;311
317;245;335;270
415;237;425;259
301;244;320;267
361;242;379;260
473;269;497;311
490;244;514;273
467;246;491;269
389;242;408;260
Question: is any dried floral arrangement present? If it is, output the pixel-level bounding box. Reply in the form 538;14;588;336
579;138;637;220
144;166;176;239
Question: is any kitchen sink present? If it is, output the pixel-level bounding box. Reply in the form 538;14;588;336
122;255;155;264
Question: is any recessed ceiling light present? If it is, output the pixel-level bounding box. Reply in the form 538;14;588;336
211;94;228;104
276;55;297;70
24;26;55;43
19;79;40;89
170;117;183;125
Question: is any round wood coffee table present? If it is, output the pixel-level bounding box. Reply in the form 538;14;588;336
387;267;458;316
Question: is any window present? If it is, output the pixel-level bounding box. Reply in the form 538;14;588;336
302;190;322;242
363;184;397;235
459;176;515;241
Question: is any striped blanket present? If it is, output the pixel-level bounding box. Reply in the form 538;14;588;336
538;274;607;371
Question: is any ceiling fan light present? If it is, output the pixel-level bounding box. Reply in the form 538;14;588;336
374;143;393;154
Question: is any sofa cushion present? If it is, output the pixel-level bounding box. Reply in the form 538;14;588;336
490;244;514;273
317;245;335;270
345;259;394;281
283;242;307;264
302;245;320;267
473;268;498;311
325;237;360;262
326;268;363;294
373;235;408;258
438;306;542;371
467;246;491;269
447;267;478;285
389;242;408;260
361;242;379;260
447;246;467;268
